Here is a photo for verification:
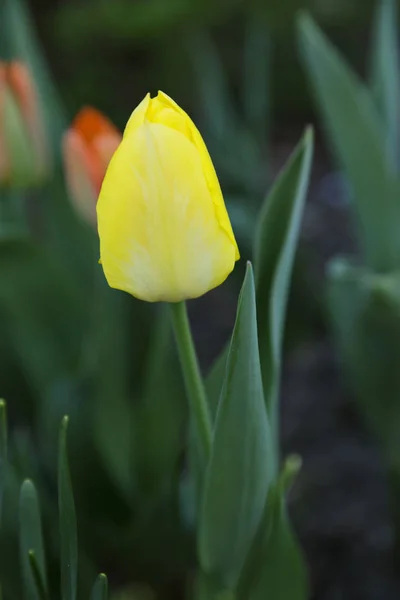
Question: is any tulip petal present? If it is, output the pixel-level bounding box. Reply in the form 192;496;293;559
62;130;98;226
153;91;239;259
97;122;237;302
73;107;120;143
124;93;151;137
63;108;122;227
146;95;192;140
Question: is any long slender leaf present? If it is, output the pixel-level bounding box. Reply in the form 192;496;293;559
19;479;47;600
90;574;108;600
58;416;77;600
28;551;49;600
205;129;312;471
254;128;313;464
0;461;23;600
205;347;228;421
238;484;308;600
199;264;272;588
0;399;7;522
298;13;400;272
327;258;400;450
370;0;400;167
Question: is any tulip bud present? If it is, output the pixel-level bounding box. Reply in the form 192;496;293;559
97;91;240;303
0;61;49;188
63;107;121;226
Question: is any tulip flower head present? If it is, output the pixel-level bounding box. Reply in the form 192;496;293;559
63;107;122;226
0;61;49;187
97;91;240;303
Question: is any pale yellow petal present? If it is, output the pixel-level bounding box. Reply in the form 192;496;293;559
151;91;239;260
97;121;236;302
123;93;151;137
146;94;191;139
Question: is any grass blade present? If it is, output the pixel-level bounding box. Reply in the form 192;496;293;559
0;400;7;523
199;264;272;588
370;0;400;167
90;574;108;600
254;128;313;464
28;551;49;600
19;479;47;600
298;13;400;272
58;416;77;600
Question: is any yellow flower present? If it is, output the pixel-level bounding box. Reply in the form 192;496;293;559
97;91;239;302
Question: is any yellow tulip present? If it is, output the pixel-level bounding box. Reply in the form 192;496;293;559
97;91;239;303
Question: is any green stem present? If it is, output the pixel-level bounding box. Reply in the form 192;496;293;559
170;301;212;463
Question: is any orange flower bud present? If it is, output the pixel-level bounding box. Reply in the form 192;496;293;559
0;61;49;187
63;107;121;226
0;65;9;183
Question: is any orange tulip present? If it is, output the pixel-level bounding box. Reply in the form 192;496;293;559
0;61;49;187
63;107;122;226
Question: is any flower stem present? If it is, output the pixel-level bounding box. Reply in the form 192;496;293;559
170;301;212;463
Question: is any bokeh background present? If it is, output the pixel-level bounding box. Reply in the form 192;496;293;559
3;0;400;598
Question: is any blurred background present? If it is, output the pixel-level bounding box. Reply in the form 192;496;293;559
2;0;400;599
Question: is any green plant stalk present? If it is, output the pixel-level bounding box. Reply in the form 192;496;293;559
170;301;212;464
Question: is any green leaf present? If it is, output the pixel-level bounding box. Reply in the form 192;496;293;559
238;485;308;600
327;258;400;455
90;574;108;600
0;458;23;600
0;399;7;522
19;480;47;600
327;258;400;556
298;13;400;272
279;454;303;494
199;263;272;588
205;347;228;421
254;127;313;464
370;0;400;167
58;416;77;600
206;130;312;476
28;551;49;600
